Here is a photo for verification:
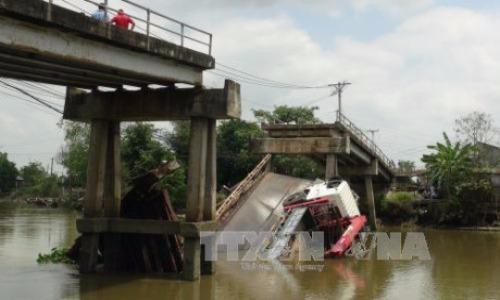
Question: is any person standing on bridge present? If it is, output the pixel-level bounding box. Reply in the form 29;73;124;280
111;9;135;30
90;3;108;22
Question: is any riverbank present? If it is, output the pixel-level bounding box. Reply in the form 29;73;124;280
0;195;83;210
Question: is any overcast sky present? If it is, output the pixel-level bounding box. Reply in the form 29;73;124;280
1;0;499;173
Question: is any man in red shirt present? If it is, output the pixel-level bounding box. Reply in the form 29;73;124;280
111;9;135;30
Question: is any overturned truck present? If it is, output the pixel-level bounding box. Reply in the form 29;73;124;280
217;155;368;260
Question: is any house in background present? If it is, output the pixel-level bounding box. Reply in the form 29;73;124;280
15;176;24;190
478;143;500;223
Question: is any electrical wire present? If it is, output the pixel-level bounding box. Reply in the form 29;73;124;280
0;80;63;114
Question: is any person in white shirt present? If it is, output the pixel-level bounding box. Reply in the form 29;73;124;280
91;3;108;22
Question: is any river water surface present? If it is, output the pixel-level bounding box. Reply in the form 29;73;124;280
1;204;499;300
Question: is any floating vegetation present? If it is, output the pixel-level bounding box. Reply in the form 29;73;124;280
37;247;75;264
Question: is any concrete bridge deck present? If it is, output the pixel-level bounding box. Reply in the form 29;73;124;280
0;0;214;87
252;116;396;182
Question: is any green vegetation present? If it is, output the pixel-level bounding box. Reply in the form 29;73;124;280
0;152;18;194
421;132;493;225
380;192;416;223
253;105;320;124
59;122;89;188
397;160;415;173
216;119;264;187
122;122;186;209
422;133;475;201
15;162;61;198
37;247;74;264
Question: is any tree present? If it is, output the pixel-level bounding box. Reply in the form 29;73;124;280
422;132;475;201
122;123;186;208
253;105;320;125
272;155;323;180
217;120;264;187
397;160;416;174
0;152;18;194
122;123;172;179
454;111;494;147
165;121;190;166
59;122;90;188
422;133;494;225
20;162;47;186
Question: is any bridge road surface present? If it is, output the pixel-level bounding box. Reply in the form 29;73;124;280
217;173;312;251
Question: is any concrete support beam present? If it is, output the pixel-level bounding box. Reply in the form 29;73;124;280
186;118;209;222
203;119;217;221
202;119;217;275
342;160;379;177
185;117;209;280
378;165;392;181
350;143;372;165
102;121;122;272
76;218;217;237
364;176;378;231
64;80;241;121
325;154;339;180
252;137;349;154
80;120;109;273
84;121;109;218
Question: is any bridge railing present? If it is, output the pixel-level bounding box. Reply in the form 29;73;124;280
337;112;396;169
44;0;213;55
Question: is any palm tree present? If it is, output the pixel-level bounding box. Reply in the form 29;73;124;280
421;132;475;201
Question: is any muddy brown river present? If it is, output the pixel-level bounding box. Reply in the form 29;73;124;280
1;204;499;300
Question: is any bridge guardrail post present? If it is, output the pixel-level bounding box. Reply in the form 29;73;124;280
181;24;185;47
146;9;151;50
47;0;53;21
208;34;213;55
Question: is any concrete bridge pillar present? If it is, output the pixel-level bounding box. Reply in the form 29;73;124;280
66;80;240;279
184;117;217;280
102;121;122;272
325;154;339;180
79;120;109;273
364;176;378;231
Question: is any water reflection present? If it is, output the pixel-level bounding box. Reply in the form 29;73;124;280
0;206;499;300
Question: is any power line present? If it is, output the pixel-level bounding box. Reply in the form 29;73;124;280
0;90;61;116
16;81;65;98
0;80;63;114
215;62;332;89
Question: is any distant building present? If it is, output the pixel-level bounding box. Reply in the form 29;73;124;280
478;142;500;168
15;176;24;189
478;143;500;222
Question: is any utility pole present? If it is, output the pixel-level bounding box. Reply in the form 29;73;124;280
104;0;109;19
367;129;379;143
329;81;351;120
50;157;54;176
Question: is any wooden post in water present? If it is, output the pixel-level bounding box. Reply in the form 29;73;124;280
184;117;209;280
102;121;122;272
79;120;109;273
364;175;378;231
